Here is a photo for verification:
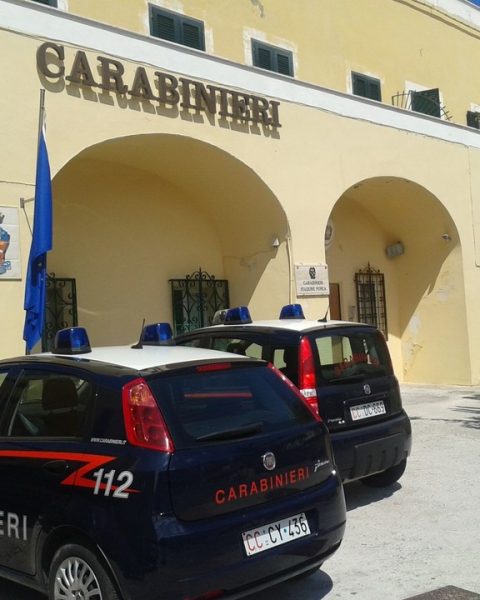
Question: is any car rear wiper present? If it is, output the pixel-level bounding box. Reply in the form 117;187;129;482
196;421;264;442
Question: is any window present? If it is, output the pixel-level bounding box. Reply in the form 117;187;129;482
147;365;313;447
352;72;381;101
211;337;263;360
149;6;205;51
411;88;441;117
7;372;92;438
467;111;480;129
0;372;7;389
32;0;57;5
170;269;229;335
354;265;388;338
312;331;390;383
252;40;294;76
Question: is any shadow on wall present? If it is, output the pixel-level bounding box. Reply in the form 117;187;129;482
49;134;288;344
326;176;467;383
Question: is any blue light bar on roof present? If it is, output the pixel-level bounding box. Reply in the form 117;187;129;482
279;304;305;320
53;327;92;355
142;322;173;345
224;306;252;325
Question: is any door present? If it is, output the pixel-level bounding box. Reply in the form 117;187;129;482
0;368;93;574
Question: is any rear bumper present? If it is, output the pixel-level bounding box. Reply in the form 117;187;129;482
330;409;412;483
115;472;346;600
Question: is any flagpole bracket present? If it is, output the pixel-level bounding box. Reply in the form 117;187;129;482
20;197;34;209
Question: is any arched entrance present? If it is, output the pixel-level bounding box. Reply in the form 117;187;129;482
49;134;288;346
326;177;468;384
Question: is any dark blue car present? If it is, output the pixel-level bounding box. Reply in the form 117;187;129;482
0;325;345;600
176;304;412;488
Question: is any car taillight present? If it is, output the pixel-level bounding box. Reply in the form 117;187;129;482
298;337;320;419
268;362;321;422
122;378;174;452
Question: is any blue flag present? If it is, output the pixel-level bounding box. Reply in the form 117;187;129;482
23;122;53;352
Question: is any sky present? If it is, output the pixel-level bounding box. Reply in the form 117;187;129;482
469;0;480;6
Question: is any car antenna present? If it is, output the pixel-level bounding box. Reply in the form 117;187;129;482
318;308;329;323
131;318;146;349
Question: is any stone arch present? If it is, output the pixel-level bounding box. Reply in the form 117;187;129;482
326;176;468;384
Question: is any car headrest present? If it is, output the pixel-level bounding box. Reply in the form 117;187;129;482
42;377;78;411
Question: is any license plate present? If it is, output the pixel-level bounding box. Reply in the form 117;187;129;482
242;513;311;556
350;400;386;421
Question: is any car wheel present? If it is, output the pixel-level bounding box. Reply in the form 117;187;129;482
360;458;407;488
48;542;120;600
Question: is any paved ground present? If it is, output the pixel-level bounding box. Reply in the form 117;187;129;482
0;383;478;599
258;383;480;600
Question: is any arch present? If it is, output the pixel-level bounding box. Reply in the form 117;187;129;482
50;134;289;345
326;176;469;384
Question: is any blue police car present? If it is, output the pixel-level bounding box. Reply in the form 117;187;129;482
0;324;346;600
176;305;412;488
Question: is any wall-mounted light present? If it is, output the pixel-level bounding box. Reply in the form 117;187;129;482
385;241;405;258
271;237;280;248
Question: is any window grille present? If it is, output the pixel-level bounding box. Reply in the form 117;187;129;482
354;264;387;338
169;268;229;335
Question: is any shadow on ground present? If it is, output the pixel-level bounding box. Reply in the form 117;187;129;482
343;480;401;511
255;568;333;599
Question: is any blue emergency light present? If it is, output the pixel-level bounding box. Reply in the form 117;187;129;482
53;327;92;355
279;304;305;320
142;322;173;345
211;306;252;325
224;306;252;325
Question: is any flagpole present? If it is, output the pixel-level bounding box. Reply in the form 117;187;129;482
38;88;46;151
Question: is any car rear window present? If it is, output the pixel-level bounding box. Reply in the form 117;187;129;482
312;329;391;382
147;364;315;448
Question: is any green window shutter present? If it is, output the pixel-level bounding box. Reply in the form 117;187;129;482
352;73;381;101
181;21;205;50
411;89;440;117
252;40;294;76
353;75;367;97
467;111;480;129
256;46;273;70
276;52;293;76
154;14;176;42
150;7;205;51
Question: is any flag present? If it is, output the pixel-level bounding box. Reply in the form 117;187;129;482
23;113;53;352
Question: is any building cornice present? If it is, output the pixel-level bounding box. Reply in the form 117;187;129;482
2;0;480;150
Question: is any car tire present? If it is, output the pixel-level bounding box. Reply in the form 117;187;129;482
48;542;120;600
360;458;407;488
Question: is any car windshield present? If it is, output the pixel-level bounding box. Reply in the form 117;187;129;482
147;364;315;448
312;329;391;383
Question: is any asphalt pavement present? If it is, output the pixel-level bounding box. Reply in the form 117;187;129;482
0;383;478;599
258;383;480;600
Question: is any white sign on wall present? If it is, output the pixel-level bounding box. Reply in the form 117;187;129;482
0;207;21;280
295;264;329;296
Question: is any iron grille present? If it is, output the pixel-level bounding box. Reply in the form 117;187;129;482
391;90;452;121
354;264;387;338
169;268;229;335
42;273;78;351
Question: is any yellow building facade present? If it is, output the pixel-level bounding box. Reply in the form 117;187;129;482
1;0;480;385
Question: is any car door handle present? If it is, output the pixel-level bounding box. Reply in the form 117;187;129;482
42;459;70;475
